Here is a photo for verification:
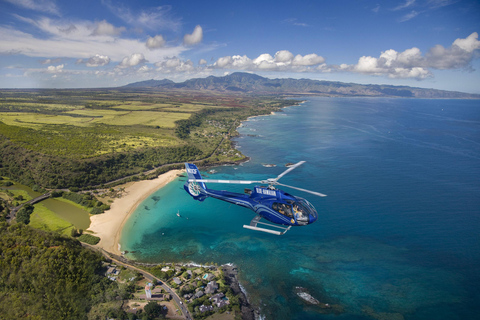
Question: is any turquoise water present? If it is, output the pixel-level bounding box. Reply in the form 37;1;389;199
121;98;480;320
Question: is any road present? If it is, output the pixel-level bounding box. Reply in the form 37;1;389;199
81;243;192;320
6;191;51;221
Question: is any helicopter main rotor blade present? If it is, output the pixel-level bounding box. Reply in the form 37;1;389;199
275;161;306;181
188;179;261;185
276;182;327;197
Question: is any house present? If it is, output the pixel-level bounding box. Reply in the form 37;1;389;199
161;266;170;272
106;266;119;276
216;300;227;308
210;293;225;304
186;270;193;278
194;290;204;299
173;277;182;285
205;281;218;294
199;305;214;313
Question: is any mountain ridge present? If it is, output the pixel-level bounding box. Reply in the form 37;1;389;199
122;72;480;99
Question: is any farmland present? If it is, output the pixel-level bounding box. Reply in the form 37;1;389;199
0;89;296;188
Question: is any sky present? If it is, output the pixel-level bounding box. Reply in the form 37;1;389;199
0;0;479;93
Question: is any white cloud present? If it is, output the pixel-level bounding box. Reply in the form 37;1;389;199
292;53;325;66
0;16;187;63
212;51;326;72
393;0;416;11
274;50;294;63
199;59;207;65
118;53;146;68
146;35;166;49
103;1;181;32
346;32;480;79
183;25;203;46
4;0;60;16
40;58;62;65
231;55;253;68
283;18;309;27
392;67;430;78
46;64;64;73
138;65;151;73
453;32;480;52
253;53;275;69
426;32;480;69
154;57;195;73
426;0;456;9
399;10;419;22
91;20;125;36
213;56;233;68
85;54;110;67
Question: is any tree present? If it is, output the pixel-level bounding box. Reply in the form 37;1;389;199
16;203;34;224
144;301;162;319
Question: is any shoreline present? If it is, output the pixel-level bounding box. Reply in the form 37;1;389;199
88;169;183;255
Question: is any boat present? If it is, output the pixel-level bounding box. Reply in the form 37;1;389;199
176;210;181;217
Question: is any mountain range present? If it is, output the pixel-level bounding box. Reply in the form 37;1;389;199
123;72;480;99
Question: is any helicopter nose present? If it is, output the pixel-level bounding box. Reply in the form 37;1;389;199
309;213;317;224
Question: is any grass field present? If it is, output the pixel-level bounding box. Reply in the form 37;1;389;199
29;203;75;235
0;91;234;158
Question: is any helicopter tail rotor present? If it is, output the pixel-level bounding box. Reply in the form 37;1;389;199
184;163;209;201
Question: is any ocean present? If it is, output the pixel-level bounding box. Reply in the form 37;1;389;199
121;97;480;320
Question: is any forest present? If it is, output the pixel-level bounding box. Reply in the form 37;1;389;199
0;220;131;319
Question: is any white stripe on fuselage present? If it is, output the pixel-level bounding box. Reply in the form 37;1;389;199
202;189;292;224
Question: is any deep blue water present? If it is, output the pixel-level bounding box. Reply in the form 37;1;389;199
121;98;480;320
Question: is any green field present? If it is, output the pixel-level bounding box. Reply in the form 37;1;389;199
0;89;298;188
29;203;75;235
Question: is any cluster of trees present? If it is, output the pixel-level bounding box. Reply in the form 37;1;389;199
175;109;210;139
16;203;34;224
53;191;110;214
0;137;203;189
149;265;178;281
0;222;128;319
175;108;234;139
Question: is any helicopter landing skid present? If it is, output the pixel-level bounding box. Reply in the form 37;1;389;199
243;215;292;235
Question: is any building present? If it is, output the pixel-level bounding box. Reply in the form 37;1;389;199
205;281;218;294
194;290;204;299
199;305;214;313
145;283;152;299
210;293;225;304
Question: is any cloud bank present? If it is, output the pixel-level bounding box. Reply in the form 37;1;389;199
207;33;479;79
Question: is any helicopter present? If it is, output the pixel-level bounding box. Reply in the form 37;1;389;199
183;161;326;235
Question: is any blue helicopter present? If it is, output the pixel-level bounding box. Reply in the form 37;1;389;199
184;161;326;235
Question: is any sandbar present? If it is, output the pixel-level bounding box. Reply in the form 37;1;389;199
88;169;183;255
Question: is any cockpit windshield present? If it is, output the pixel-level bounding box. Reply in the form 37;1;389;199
272;197;318;225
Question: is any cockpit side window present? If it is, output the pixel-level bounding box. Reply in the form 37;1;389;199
272;202;293;217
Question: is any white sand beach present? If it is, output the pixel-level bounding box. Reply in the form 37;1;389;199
88;169;183;255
